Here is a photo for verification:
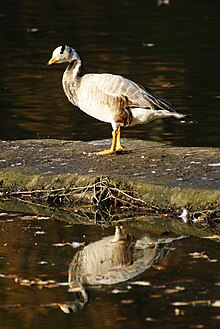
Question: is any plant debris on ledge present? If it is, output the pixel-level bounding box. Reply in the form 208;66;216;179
0;139;219;227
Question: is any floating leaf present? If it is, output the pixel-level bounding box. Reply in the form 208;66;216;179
120;299;135;304
53;241;84;248
171;300;212;307
130;281;151;286
0;273;19;279
35;231;46;235
210;315;220;320
40;302;59;309
172;302;189;306
145;317;156;322
165;288;181;295
174;308;185;316
191;300;211;306
14;276;66;288
175;286;185;291
16;278;32;286
189;252;208;259
153;265;165;271
208;258;218;263
212;300;220;307
111;289;129;294
53;242;71;247
189;252;218;262
150;294;162;298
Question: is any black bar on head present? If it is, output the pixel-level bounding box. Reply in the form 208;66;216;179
60;45;66;54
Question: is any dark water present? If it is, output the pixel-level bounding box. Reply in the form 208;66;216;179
1;211;220;329
0;0;220;146
1;1;220;328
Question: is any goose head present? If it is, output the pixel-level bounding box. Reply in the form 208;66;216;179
48;45;80;65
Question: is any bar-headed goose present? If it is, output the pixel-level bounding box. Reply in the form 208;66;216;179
48;45;185;155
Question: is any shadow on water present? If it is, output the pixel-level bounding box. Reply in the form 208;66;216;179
1;200;220;329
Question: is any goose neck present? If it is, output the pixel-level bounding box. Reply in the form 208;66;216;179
66;59;82;79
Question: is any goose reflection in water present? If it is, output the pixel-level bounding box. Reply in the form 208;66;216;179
59;226;185;314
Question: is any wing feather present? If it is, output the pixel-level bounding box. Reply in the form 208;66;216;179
79;73;175;113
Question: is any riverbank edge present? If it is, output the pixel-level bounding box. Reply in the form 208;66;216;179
0;139;219;211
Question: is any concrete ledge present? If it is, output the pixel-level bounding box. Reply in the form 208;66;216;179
0;139;219;210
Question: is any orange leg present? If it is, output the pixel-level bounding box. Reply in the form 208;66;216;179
97;128;123;156
115;127;124;152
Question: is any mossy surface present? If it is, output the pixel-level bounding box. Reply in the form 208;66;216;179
0;139;219;211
